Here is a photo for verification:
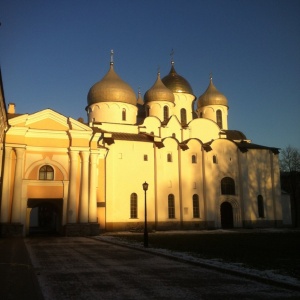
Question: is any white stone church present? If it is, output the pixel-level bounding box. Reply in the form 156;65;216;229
0;54;291;236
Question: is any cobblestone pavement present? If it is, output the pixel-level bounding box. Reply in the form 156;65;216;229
25;236;300;300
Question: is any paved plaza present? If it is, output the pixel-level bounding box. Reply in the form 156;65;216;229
20;236;300;300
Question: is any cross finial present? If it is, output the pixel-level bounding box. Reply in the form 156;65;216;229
110;49;114;65
170;48;174;65
157;65;160;76
209;72;213;81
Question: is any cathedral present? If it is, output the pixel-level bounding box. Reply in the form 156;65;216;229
0;53;291;236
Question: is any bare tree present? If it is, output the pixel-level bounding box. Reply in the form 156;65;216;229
280;146;300;227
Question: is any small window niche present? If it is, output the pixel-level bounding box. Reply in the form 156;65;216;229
213;155;218;164
192;155;197;164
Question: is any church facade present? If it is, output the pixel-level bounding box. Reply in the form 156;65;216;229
0;55;289;236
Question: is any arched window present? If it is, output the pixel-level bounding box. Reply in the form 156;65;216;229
130;193;138;218
146;105;150;117
163;106;169;122
216;110;223;128
39;165;54;180
193;194;200;218
180;108;187;126
200;112;203;118
122;108;126;121
168;194;175;218
167;153;172;162
257;195;265;218
192;155;197;164
221;177;235;195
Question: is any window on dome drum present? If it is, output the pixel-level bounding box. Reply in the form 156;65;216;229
163;106;169;122
216;110;223;128
167;153;172;162
221;177;235;195
213;155;217;164
168;194;175;218
257;195;265;218
192;155;197;164
144;154;148;161
146;105;150;117
39;165;54;180
193;194;200;218
200;112;203;118
130;193;138;218
181;108;187;125
122;108;126;121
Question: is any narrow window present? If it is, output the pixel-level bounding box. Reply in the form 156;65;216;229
144;154;148;161
216;110;222;128
213;155;217;164
39;165;54;180
200;112;203;118
221;177;235;195
168;194;175;218
122;108;126;121
192;155;197;164
180;108;187;125
193;194;200;218
167;153;172;162
146;105;150;117
257;195;265;218
163;106;169;122
130;193;138;218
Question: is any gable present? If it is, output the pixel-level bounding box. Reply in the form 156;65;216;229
9;109;91;132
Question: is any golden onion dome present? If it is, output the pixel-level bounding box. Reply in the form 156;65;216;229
87;63;136;106
162;62;193;94
144;72;175;103
197;77;228;108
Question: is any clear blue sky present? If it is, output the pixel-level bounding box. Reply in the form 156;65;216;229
1;0;299;150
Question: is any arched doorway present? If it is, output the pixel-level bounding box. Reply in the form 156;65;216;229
220;201;234;228
28;199;63;235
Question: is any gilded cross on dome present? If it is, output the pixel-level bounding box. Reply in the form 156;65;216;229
110;49;114;65
170;49;174;64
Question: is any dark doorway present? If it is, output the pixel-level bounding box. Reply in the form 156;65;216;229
28;199;62;235
220;201;234;228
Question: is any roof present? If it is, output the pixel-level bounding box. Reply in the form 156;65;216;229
235;141;280;154
223;130;247;140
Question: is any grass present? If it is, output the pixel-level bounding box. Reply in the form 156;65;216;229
108;229;300;279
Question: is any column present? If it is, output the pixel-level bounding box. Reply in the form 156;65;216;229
68;150;79;223
89;152;98;223
11;147;25;223
79;151;89;223
0;146;12;222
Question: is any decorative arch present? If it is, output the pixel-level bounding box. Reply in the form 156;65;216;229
25;158;68;180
